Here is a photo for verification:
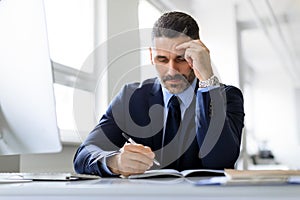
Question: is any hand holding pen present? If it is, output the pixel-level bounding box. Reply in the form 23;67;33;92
122;133;160;166
106;133;159;176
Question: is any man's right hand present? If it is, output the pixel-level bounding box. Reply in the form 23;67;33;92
106;143;155;177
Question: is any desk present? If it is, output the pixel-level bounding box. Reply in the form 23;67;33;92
0;178;299;200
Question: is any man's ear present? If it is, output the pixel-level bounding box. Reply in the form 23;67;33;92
149;47;154;65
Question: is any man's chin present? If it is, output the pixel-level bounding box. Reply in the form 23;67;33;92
165;84;186;94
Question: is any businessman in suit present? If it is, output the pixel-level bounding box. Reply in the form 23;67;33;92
74;11;244;177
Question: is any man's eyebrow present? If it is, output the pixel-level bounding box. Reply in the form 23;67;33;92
155;55;167;58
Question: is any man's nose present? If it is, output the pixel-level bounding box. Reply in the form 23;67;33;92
167;60;179;75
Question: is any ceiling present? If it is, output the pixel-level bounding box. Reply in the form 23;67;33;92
236;0;300;83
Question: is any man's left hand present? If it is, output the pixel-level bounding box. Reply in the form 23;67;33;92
176;39;213;81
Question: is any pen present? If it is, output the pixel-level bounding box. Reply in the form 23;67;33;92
122;133;161;166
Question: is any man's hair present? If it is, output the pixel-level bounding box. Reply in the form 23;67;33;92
152;11;200;40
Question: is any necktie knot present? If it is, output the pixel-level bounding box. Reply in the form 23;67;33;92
168;95;180;108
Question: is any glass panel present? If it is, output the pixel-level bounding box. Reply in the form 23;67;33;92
138;0;161;81
44;0;94;72
53;84;95;139
138;0;161;29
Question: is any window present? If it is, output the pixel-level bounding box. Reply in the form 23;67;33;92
44;0;94;72
138;0;161;30
138;0;162;81
44;0;96;142
44;0;160;143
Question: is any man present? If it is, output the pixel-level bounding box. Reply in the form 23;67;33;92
73;11;244;177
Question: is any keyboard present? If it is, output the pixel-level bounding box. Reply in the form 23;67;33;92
0;172;100;181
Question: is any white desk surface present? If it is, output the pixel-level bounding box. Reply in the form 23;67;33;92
0;177;299;200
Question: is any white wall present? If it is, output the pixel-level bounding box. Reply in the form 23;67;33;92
249;70;300;169
191;0;240;87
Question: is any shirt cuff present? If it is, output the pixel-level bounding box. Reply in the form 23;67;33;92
198;85;220;92
98;151;120;176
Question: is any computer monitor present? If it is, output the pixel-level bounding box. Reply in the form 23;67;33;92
0;0;62;155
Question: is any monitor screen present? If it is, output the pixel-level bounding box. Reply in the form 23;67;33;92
0;0;62;155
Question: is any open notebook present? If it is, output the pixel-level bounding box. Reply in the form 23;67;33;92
127;169;225;179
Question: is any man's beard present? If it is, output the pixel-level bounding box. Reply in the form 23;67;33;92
161;70;195;94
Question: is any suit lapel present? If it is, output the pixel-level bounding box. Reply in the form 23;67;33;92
148;78;164;151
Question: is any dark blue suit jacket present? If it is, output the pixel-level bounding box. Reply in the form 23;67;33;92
73;78;244;177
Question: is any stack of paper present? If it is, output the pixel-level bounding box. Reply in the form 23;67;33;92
223;169;300;185
195;169;300;186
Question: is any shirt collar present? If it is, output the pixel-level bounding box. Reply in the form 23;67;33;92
162;78;197;108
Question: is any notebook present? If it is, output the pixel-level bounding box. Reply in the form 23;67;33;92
127;169;225;179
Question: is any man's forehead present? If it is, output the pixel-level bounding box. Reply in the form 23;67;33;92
152;36;191;55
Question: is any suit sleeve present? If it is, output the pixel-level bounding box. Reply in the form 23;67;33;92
72;105;125;177
73;86;129;177
196;85;245;169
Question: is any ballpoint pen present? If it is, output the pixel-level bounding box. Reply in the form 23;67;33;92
122;133;161;166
